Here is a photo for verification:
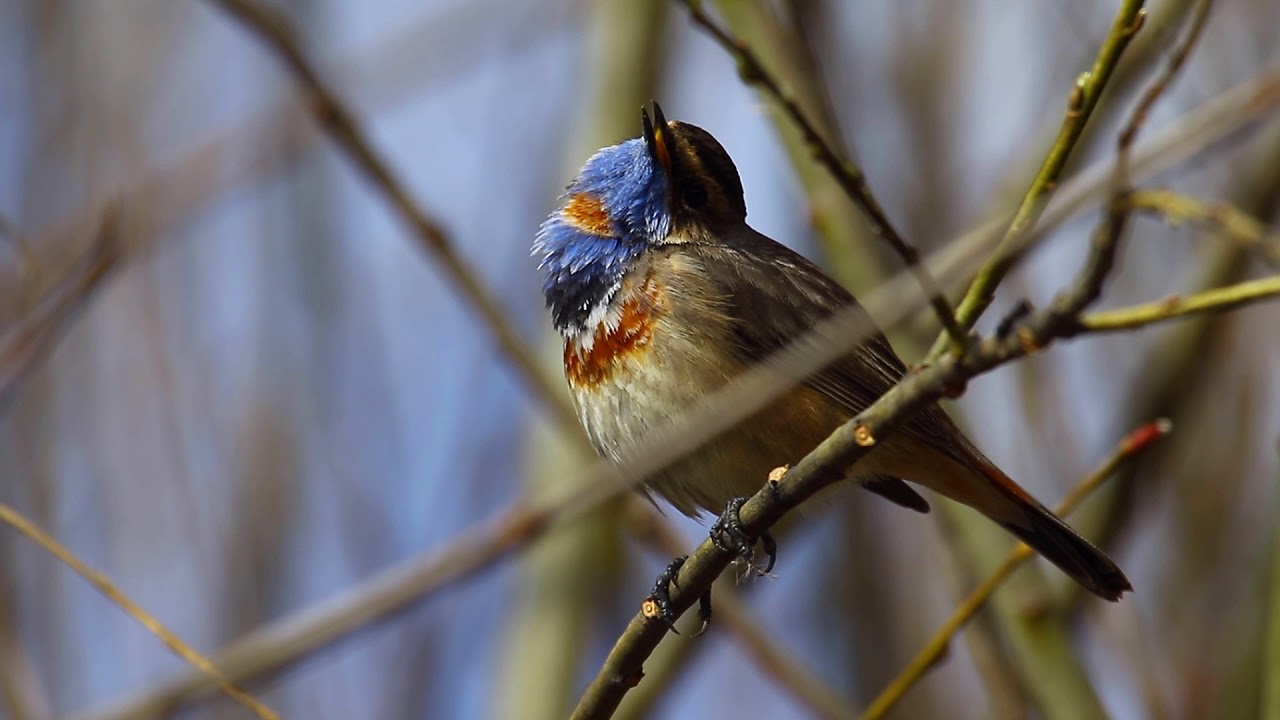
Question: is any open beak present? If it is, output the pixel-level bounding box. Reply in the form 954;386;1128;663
642;101;673;177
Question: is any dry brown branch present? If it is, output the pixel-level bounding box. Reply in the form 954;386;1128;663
205;0;580;433
0;210;121;408
0;505;277;720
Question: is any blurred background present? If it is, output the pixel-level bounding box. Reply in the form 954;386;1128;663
1;0;1279;718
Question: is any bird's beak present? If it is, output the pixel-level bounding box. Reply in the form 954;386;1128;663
642;101;673;178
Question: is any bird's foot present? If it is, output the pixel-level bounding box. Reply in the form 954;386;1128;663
710;496;777;576
647;555;712;636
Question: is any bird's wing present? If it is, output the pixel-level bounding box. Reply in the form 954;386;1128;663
682;228;963;472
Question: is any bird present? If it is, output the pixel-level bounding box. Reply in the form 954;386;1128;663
533;102;1131;615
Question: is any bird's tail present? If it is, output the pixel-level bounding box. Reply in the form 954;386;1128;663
970;460;1131;601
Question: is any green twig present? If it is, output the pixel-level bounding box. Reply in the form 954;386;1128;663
1076;274;1280;332
928;0;1148;359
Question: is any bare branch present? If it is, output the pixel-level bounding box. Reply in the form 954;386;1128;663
205;0;580;432
678;0;968;349
0;210;122;408
1077;274;1280;332
0;505;278;720
624;500;856;720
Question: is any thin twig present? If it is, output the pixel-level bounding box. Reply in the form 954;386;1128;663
679;0;968;349
929;0;1148;359
0;505;278;720
205;0;580;433
0;210;122;408
1058;0;1215;328
624;500;856;720
1076;274;1280;332
858;419;1173;720
1263;444;1280;720
1125;188;1280;266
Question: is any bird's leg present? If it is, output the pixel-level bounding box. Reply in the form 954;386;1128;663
710;496;777;576
648;555;712;635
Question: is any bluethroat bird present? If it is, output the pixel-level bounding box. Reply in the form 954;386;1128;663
534;103;1131;618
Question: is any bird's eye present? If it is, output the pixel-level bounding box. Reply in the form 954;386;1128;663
685;183;708;209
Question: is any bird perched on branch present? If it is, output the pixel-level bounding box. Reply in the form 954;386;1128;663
534;102;1130;621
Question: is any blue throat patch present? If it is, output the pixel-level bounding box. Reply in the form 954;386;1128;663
534;139;671;332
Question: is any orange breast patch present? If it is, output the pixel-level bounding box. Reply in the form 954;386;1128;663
562;193;614;236
565;280;664;389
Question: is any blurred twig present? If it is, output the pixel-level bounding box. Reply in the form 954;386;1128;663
1125;188;1280;266
496;1;666;717
205;0;580;433
0;597;49;720
1264;449;1280;720
709;1;886;291
859;419;1172;720
928;0;1148;359
623;499;856;720
681;0;967;348
0;505;277;720
0;210;121;409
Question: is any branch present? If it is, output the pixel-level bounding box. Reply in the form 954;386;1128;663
1076;274;1280;332
679;0;967;349
929;0;1148;358
204;0;580;433
74;61;1280;720
1126;188;1280;267
0;505;277;720
568;184;1163;718
0;209;121;407
623;500;857;720
858;419;1172;720
1264;446;1280;720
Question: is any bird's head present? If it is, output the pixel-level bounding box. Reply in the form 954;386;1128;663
534;102;747;333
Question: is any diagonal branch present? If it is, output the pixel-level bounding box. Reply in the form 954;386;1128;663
678;0;968;349
624;500;857;720
0;210;122;408
0;505;277;720
205;0;580;433
859;419;1172;720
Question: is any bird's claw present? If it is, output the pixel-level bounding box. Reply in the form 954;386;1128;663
648;555;712;635
710;496;777;576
